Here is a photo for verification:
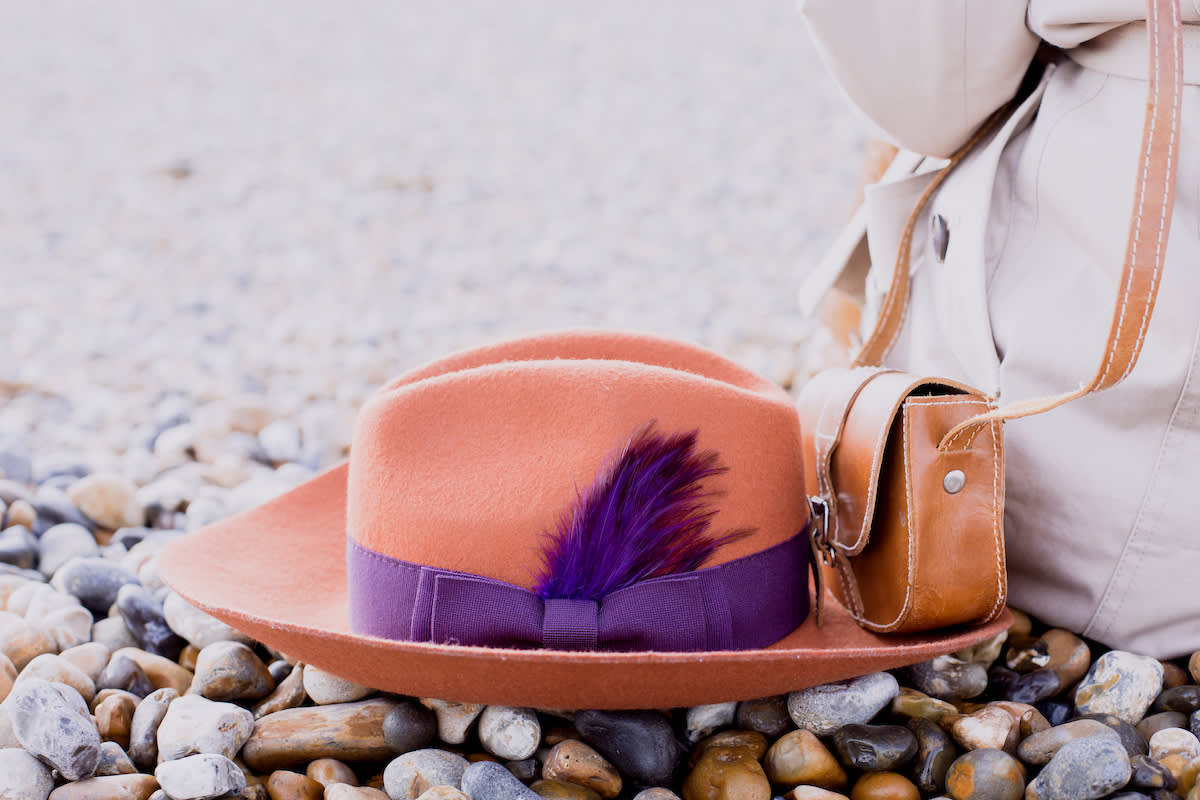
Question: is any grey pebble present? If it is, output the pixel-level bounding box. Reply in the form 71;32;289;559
96;740;138;776
684;702;737;745
0;526;37;570
478;706;541;761
37;523;99;577
98;651;156;697
1017;719;1118;765
155;753;247;800
383;699;439;754
575;709;684;789
1029;734;1132;800
908;655;989;702
52;556;140;616
735;695;793;739
831;723;918;772
116;582;186;660
128;687;179;769
461;760;539;800
31;487;95;534
0;747;55;800
384;749;470;799
156;694;255;762
92;615;139;652
787;671;899;736
0;433;33;485
1075;651;1164;725
8;677;101;780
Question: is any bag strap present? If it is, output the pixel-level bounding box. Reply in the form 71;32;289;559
852;0;1184;450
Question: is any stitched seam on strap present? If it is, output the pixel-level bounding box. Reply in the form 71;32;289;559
1119;0;1180;382
984;420;1006;620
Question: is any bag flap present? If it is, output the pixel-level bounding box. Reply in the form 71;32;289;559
797;368;981;556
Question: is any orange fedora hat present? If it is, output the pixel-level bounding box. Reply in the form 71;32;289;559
159;330;1008;709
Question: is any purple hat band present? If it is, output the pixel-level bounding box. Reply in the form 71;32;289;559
347;527;811;652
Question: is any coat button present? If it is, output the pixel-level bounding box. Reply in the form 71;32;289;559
931;213;949;262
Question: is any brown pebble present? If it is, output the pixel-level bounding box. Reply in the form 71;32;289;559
6;499;36;529
543;724;582;746
47;774;160;800
252;661;307;719
267;770;324;800
414;788;470;800
96;692;137;750
543;739;622;799
1007;609;1033;636
530;779;603;799
0;617;56;670
238;788;270;800
114;647;193;694
690;730;769;764
1163;661;1191;690
93;688;141;710
179;644;200;672
849;772;920;800
1137;711;1189;741
951;707;1017;752
1019;708;1052;738
1189;652;1200;684
308;757;359;787
242;698;399;771
326;788;391;800
764;729;847;789
891;688;957;723
682;750;771;800
192;641;275;702
735;695;793;738
0;651;16;703
1040;629;1090;687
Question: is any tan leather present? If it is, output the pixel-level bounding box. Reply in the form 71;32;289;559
797;369;1006;633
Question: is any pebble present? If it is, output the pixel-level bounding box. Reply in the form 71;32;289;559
631;792;681;800
127;687;178;769
382;698;439;754
1016;719;1117;765
479;706;541;761
96;692;138;750
1040;629;1092;686
9;678;102;780
116;584;186;660
93;617;139;652
908;717;956;794
302;664;372;705
0;652;15;703
0;613;54;670
155;753;246;800
907;656;988;702
890;688;957;724
383;749;470;799
993;668;1061;705
46;775;160;800
574;709;685;788
0;747;55;800
327;789;390;800
113;647;194;694
0;526;36;570
832;723;918;772
543;739;622;799
1075;651;1164;724
242;698;398;771
98;652;157;697
414;790;469;800
307;757;359;787
1027;734;1131;800
32;488;96;534
683;703;737;745
6;500;36;531
787;672;900;736
1128;754;1177;791
14;652;96;703
530;779;602;799
949;707;1016;753
59;641;111;683
266;771;324;800
66;474;144;530
784;789;849;800
190;641;274;702
1153;685;1200;714
763;729;847;789
252;660;307;719
943;748;1023;800
1149;727;1200;761
682;748;770;800
38;604;95;652
258;421;303;464
734;695;792;738
162;591;252;649
39;523;100;577
0;437;33;485
156;694;255;762
421;699;484;745
95;740;138;776
50;558;140;618
1161;662;1190;690
690;730;767;763
847;772;920;800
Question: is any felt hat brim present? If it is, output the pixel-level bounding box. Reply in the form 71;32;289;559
160;462;1011;710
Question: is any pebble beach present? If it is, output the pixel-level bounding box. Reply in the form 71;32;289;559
4;2;1197;800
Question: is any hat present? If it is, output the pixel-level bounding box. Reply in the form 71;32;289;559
159;330;1008;709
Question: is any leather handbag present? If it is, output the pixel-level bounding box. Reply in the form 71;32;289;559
797;0;1183;635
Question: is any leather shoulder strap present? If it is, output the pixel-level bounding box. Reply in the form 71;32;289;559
854;0;1184;449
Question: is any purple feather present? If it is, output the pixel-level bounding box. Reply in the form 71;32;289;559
534;422;751;600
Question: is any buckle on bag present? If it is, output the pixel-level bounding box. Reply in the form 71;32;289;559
807;495;834;626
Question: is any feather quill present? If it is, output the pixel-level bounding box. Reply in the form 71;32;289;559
534;422;750;600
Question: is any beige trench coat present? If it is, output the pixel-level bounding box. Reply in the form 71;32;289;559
802;0;1200;657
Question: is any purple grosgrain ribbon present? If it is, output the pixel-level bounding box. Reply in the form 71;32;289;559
346;526;810;652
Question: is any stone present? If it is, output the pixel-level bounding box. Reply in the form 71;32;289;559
1154;686;1200;714
575;709;685;788
1017;719;1118;765
113;647;194;694
0;434;32;484
950;707;1017;753
734;695;792;738
1075;651;1164;724
116;584;186;660
190;641;274;702
943;748;1023;800
266;659;292;682
98;652;157;697
460;761;539;800
420;699;484;745
478;706;541;761
1128;754;1177;791
157;694;255;762
96;691;137;750
908;655;988;702
383;749;470;799
832;723;918;772
529;779;602;799
178;644;199;672
266;771;324;800
301;664;372;705
127;687;177;769
681;748;770;800
1162;662;1190;690
1027;734;1131;800
1039;629;1091;687
1150;727;1200;761
6;500;36;532
59;642;111;683
36;603;94;651
683;702;737;745
258;421;303;464
242;698;398;771
1138;712;1189;741
0;526;36;570
382;698;438;753
307;757;359;787
0;747;55;800
784;790;849;800
787;672;900;736
53;557;140;617
39;523;100;577
155;753;247;800
93;617;138;652
998;669;1060;705
690;730;768;763
908;717;957;794
47;775;160;800
631;792;681;800
9;678;101;780
763;728;847;789
32;488;96;533
248;660;305;720
95;740;137;776
847;772;920;800
162;591;252;649
506;758;539;783
890;688;957;724
543;739;622;799
14;652;96;702
956;632;1008;668
327;789;390;800
0;652;15;703
0;613;54;669
414;790;469;800
66;474;144;531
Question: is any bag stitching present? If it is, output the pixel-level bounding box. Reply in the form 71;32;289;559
984;419;1006;621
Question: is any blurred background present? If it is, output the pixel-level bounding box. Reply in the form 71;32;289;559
0;0;863;479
